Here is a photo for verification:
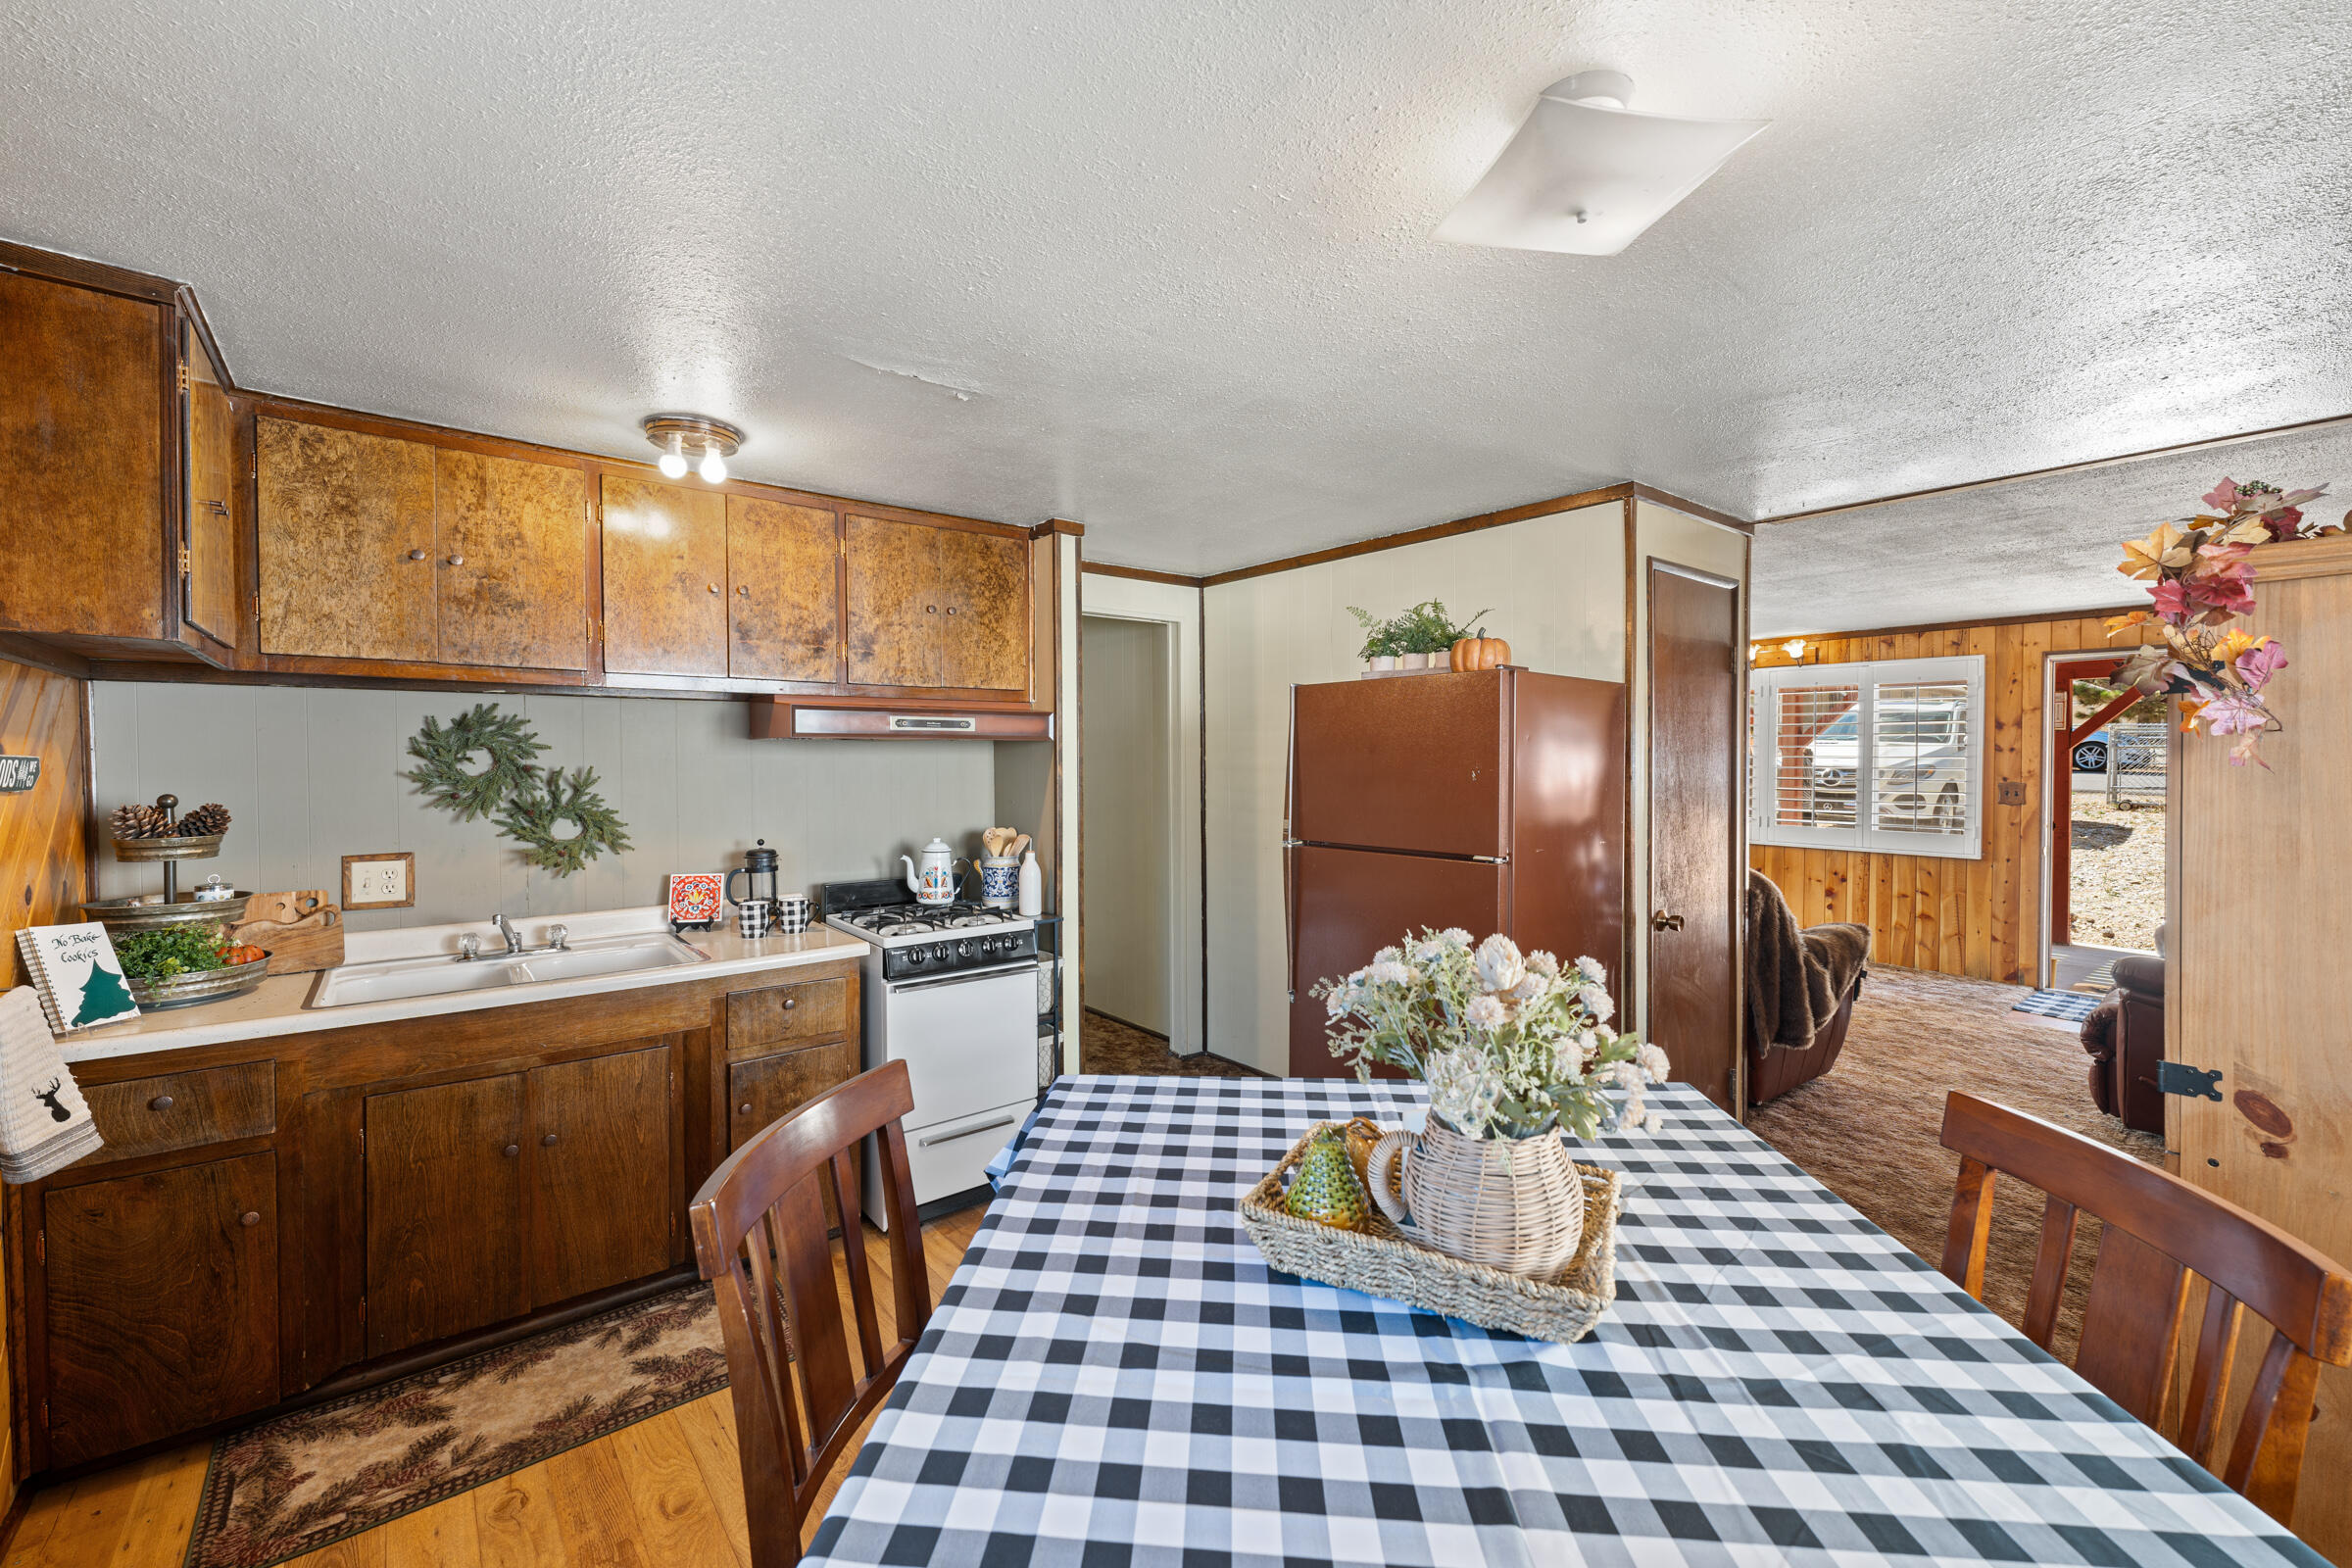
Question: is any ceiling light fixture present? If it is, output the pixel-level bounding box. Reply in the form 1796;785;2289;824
1435;70;1768;257
641;414;744;485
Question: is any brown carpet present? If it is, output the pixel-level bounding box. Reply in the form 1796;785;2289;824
1747;965;2162;1360
185;1285;724;1568
1081;1009;1262;1078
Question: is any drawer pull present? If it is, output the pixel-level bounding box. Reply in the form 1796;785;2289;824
240;1211;261;1227
738;1102;754;1116
918;1114;1016;1149
503;1143;520;1157
149;1095;174;1112
782;997;795;1009
541;1132;559;1147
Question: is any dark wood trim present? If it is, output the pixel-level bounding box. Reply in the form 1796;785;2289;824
1198;582;1209;1061
1754;409;2352;528
1758;604;2149;650
1201;483;1638;587
1619;499;1638;1012
0;237;184;306
0;635;91;681
1631;484;1750;533
172;284;235;395
1082;562;1202;588
1032;518;1086;538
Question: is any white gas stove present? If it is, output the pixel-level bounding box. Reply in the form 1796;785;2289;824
822;879;1040;1226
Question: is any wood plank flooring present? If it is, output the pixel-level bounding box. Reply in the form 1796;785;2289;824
2;1206;985;1568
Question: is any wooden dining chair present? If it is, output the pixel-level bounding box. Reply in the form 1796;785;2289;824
689;1059;932;1567
1939;1092;2352;1524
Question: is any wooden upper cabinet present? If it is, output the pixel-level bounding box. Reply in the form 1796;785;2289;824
180;317;238;648
846;515;1031;694
727;496;839;682
601;475;728;677
257;417;437;662
527;1045;673;1305
934;525;1031;693
0;271;167;643
435;449;589;670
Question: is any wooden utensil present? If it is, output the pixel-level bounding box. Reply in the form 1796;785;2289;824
228;890;345;974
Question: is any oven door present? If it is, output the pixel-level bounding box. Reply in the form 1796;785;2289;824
877;961;1038;1135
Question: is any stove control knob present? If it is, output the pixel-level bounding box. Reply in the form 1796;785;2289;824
905;947;926;967
956;939;973;959
932;943;952;964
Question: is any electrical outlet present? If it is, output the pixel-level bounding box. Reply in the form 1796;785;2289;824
1997;780;2027;806
343;852;416;909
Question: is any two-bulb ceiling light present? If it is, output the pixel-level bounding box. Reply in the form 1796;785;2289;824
1435;71;1768;256
642;414;744;485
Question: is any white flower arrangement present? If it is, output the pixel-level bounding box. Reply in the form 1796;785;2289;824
1311;928;1669;1141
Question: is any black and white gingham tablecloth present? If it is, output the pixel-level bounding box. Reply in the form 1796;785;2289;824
809;1077;2322;1567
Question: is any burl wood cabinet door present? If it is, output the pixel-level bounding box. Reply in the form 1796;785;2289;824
932;526;1031;693
365;1073;527;1357
601;474;728;676
42;1153;278;1468
844;513;942;687
180;317;238;647
435;449;589;669
0;271;166;642
528;1045;672;1305
728;496;839;682
257;417;438;662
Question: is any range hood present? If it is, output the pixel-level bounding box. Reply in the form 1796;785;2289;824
747;699;1054;741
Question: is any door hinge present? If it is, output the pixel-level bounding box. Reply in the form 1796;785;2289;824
2159;1061;2223;1101
178;546;191;578
176;363;190;393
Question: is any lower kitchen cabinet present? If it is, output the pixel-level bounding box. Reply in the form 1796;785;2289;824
365;1072;530;1357
40;1153;279;1467
528;1046;673;1304
728;1039;860;1152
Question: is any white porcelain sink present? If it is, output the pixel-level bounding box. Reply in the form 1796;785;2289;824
308;933;705;1008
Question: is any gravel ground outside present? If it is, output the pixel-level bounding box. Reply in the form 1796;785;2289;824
2069;797;2167;953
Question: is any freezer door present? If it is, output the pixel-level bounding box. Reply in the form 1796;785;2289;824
1287;845;1506;1077
1291;672;1507;858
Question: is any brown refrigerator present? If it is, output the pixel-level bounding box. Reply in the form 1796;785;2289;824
1286;667;1626;1078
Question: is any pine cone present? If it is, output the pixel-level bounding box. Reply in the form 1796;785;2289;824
110;804;172;840
176;803;231;837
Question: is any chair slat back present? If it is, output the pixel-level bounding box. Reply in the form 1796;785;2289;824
1938;1093;2352;1525
690;1060;934;1567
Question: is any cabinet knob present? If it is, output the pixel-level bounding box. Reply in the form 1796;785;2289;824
946;607;957;616
926;605;937;613
149;1095;174;1112
782;996;795;1009
445;554;465;566
541;1132;559;1147
709;583;720;594
738;585;750;597
240;1211;261;1227
407;549;427;562
503;1143;520;1157
738;1102;753;1116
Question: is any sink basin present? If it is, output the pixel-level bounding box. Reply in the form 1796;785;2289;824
308;934;705;1008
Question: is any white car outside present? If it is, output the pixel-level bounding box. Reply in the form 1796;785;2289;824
1800;701;1970;832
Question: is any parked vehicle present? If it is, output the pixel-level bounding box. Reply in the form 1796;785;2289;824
1804;700;1970;831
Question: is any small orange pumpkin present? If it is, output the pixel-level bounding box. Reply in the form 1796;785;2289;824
1449;634;1511;671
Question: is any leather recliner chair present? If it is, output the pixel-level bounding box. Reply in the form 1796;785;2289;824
2081;927;2164;1134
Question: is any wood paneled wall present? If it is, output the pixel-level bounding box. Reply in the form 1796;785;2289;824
0;656;91;1509
1748;612;2159;985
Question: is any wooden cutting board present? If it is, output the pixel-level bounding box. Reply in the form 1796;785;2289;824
229;891;345;975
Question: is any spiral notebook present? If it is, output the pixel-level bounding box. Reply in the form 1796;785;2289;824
15;923;140;1035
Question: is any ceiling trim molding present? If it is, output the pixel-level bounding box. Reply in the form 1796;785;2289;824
1083;562;1201;588
1032;518;1086;538
1754;410;2352;528
1630;484;1750;533
1200;482;1637;588
0;236;184;307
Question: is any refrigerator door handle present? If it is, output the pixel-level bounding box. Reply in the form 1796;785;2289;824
1470;854;1509;864
1284;841;1300;1003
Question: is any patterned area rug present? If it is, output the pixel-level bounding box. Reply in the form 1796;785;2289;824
184;1284;725;1568
2011;986;2101;1023
1081;1009;1263;1078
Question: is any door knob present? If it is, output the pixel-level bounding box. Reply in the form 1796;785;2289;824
1651;909;1686;932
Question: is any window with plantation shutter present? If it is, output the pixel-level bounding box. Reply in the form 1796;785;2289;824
1748;655;1984;859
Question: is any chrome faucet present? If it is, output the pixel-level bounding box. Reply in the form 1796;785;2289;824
492;912;523;955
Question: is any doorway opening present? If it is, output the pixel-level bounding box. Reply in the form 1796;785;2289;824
1079;612;1177;1057
2045;654;2169;991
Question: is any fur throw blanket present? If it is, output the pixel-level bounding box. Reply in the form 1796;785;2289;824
1744;869;1871;1051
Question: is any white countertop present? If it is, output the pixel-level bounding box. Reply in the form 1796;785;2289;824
63;906;870;1065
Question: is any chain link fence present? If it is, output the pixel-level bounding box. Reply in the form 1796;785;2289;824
2103;722;2167;802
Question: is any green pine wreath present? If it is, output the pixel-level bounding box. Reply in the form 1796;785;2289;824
404;704;548;821
495;765;632;877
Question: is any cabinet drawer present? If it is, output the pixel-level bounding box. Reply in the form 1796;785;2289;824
728;1040;860;1151
79;1062;275;1165
727;978;850;1055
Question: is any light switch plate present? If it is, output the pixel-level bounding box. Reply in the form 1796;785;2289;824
343;852;416;909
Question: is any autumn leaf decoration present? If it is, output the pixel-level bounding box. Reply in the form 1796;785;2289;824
2109;477;2337;768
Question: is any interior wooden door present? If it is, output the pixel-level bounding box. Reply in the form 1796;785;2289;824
844;513;944;687
0;271;165;642
728;495;840;681
41;1153;278;1467
2171;538;2352;1558
528;1045;673;1305
365;1072;527;1356
434;448;589;669
1646;562;1742;1114
256;417;438;661
932;525;1031;693
179;317;238;647
600;474;728;676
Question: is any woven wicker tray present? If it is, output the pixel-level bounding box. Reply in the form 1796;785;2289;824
1237;1121;1624;1342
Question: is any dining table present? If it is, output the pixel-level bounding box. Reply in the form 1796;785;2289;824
807;1075;2326;1566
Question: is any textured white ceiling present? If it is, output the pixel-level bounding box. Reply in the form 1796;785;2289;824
5;0;2348;584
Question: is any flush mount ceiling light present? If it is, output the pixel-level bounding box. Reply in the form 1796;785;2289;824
642;414;744;484
1435;70;1768;257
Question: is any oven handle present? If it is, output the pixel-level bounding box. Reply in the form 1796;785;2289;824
886;959;1039;994
918;1114;1019;1149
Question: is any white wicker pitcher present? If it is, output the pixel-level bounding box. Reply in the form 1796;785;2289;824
1365;1118;1586;1277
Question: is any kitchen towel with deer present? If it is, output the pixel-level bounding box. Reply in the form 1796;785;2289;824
0;988;101;1181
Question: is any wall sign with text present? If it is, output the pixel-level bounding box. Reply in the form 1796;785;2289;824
0;756;39;793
